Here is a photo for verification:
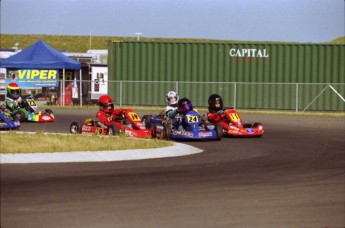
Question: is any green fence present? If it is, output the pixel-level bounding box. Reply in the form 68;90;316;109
103;81;345;112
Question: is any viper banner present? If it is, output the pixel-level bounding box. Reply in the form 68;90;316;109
6;69;59;87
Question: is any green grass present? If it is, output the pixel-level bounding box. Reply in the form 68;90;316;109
2;34;342;53
0;132;172;154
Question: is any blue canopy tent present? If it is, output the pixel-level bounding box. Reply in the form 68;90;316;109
0;40;81;106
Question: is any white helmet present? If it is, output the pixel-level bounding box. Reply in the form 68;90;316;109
166;91;179;106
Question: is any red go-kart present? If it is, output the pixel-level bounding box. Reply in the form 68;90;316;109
215;109;264;137
70;109;152;138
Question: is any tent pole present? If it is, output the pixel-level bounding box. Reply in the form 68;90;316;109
62;68;65;106
80;69;82;107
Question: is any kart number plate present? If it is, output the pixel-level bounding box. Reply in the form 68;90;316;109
228;113;240;122
28;99;36;107
187;116;198;123
128;112;141;121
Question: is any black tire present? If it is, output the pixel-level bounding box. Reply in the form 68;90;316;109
243;123;252;128
164;124;172;140
70;122;81;134
108;124;119;136
252;122;262;128
215;124;223;141
141;115;152;130
45;109;54;115
13;111;26;122
253;122;263;138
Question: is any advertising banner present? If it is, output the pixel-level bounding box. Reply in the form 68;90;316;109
91;66;108;99
6;69;59;87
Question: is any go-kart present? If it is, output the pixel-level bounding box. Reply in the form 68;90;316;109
10;96;55;122
145;110;222;141
215;108;264;137
0;107;20;130
70;109;152;138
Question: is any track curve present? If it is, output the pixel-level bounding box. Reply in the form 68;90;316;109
1;109;344;228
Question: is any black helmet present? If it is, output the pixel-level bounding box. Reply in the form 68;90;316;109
208;94;223;111
177;98;193;114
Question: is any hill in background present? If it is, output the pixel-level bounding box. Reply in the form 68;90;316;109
329;36;345;44
1;34;344;53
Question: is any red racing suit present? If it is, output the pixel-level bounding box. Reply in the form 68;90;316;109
207;109;230;131
96;108;130;125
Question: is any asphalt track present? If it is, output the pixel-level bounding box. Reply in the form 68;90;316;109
1;109;345;228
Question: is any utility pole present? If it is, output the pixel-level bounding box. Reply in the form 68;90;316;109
134;32;143;41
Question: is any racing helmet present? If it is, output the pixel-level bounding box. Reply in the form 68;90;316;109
177;97;193;114
208;94;223;111
166;91;179;106
7;83;20;100
98;95;114;114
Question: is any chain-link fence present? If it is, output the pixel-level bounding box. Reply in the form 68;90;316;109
68;80;345;112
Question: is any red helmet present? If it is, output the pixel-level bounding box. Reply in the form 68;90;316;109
98;95;114;114
7;82;20;99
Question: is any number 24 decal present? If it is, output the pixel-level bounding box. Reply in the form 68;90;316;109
187;116;198;122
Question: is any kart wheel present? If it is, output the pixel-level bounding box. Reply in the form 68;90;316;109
13;111;26;122
252;122;262;128
243;123;252;128
164;124;172;140
45;109;54;115
108;124;119;136
215;124;223;141
70;122;81;134
142;115;152;130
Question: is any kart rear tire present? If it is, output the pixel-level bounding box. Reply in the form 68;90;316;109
142;115;152;130
13;111;26;122
45;109;54;115
164;124;172;140
70;122;81;134
108;124;119;136
243;123;253;128
252;122;262;128
215;124;223;141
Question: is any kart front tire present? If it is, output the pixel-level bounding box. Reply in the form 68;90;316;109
13;111;26;122
215;124;223;141
70;122;81;134
108;124;119;136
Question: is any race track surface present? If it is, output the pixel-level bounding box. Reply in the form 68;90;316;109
1;109;345;228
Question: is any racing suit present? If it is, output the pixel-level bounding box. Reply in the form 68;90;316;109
165;104;178;119
207;108;230;131
5;97;22;112
96;108;130;126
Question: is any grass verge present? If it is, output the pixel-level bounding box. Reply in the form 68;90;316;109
0;132;172;154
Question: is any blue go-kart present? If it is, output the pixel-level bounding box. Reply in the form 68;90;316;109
0;108;20;130
142;110;222;141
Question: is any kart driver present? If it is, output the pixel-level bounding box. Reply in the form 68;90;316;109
165;91;179;119
5;83;22;112
96;95;130;126
207;94;233;130
172;97;194;130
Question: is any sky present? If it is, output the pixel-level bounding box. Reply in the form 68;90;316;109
0;0;344;43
